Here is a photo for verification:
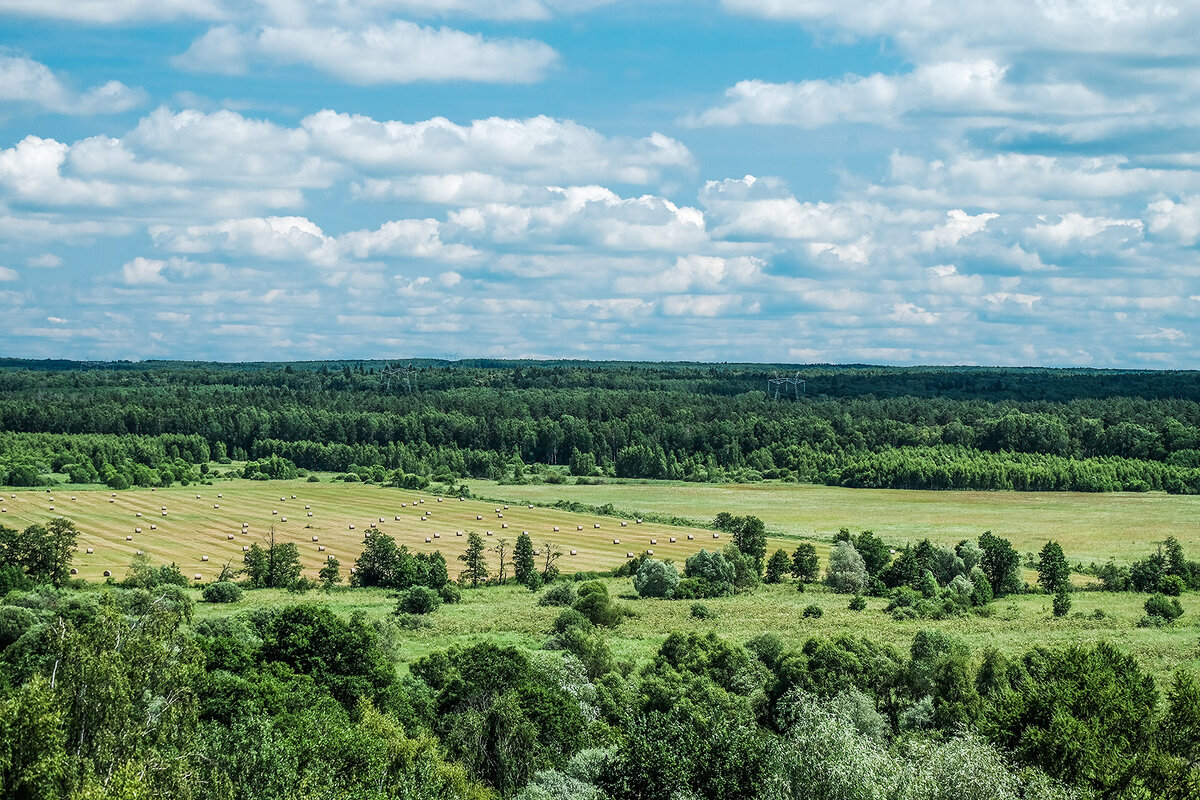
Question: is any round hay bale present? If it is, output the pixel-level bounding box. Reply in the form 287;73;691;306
594;523;601;529
501;522;509;528
103;570;112;577
1;508;5;513
86;547;93;554
110;499;115;503
127;535;134;540
646;550;654;555
272;510;278;515
456;530;463;536
503;505;509;510
626;552;635;558
308;512;313;516
48;506;53;510
150;524;156;530
497;513;503;518
553;526;560;531
522;530;528;535
280;497;285;502
305;505;310;509
687;534;695;540
533;549;540;556
242;522;248;527
318;546;326;551
350;567;357;574
196;494;201;499
217;494;222;498
613;538;620;544
577;525;583;531
348;524;355;530
569;549;577;555
486;531;493;536
243;546;249;551
528;504;533;509
419;499;424;504
371;522;377;528
713;533;719;538
214;504;220;509
438;498;443;502
424;537;431;543
380;517;385;522
281;517;287;522
70;568;77;575
193;574;202;581
312;536;319;541
227;534;234;540
621;521;627;527
162;511;167;516
670;537;677;543
402;503;406;507
162;506;167;510
71;496;76;501
136;512;142;517
202;555;209;562
434;532;440;538
650;539;657;545
459;497;465;501
395;515;401;520
636;518;643;524
327;554;335;561
291;495;297;499
134;528;141;533
477;515;483;520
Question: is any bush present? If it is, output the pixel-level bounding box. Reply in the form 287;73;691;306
439;584;462;604
795;581;805;593
538;582;577;607
202;581;243;603
1052;591;1071;617
633;558;680;598
848;595;867;611
306;475;319;482
552;608;594;634
398;586;442;615
826;541;868;594
574;581;622;628
1144;593;1184;622
690;603;715;619
1159;575;1186;596
802;604;824;619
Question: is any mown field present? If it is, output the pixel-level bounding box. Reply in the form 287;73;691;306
473;479;1200;565
0;479;797;582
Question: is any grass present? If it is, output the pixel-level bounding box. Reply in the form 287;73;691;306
190;577;1200;682
472;479;1200;566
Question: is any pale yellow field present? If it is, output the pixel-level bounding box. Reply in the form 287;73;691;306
0;481;792;582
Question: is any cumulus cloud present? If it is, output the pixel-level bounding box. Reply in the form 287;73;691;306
0;55;145;115
176;21;558;84
1145;197;1200;246
0;0;223;23
0;265;18;281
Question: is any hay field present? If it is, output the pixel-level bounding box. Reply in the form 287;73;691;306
474;480;1200;564
0;481;788;582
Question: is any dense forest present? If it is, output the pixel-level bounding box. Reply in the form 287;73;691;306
2;360;1200;492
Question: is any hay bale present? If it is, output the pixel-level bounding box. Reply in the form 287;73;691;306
434;532;441;538
305;505;310;509
328;554;336;560
533;549;540;556
502;523;509;528
86;547;93;554
194;574;202;581
438;498;443;502
150;524;156;530
291;495;296;499
1;508;5;513
48;506;53;511
71;496;76;501
419;499;424;504
456;530;463;536
402;503;407;507
424;537;431;543
312;536;319;541
103;570;112;577
350;567;357;574
272;510;278;515
577;525;583;531
477;515;483;520
459;497;465;501
527;504;533;509
281;517;287;522
380;517;386;522
650;539;657;545
497;513;503;518
636;518;643;524
136;512;142;517
162;511;167;516
594;523;601;529
613;538;620;544
243;546;250;551
626;552;634;558
522;530;528;535
196;494;201;499
713;533;719;538
669;537;676;543
486;531;493;536
227;534;234;540
202;555;209;562
162;506;167;510
371;522;377;528
646;550;653;555
214;504;220;509
503;505;509;510
621;521;627;527
134;528;141;533
318;545;326;551
553;526;559;532
218;494;222;498
70;568;77;575
308;512;313;516
570;549;577;555
348;524;355;530
280;497;285;502
110;499;115;503
126;535;133;541
687;534;695;540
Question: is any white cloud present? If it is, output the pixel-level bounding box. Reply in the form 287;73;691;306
1145;197;1200;246
0;0;223;23
918;209;999;250
0;265;18;281
176;21;559;84
25;253;62;268
121;256;168;285
0;55;145;115
1026;212;1143;249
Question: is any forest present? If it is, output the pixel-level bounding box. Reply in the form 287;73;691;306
1;360;1200;493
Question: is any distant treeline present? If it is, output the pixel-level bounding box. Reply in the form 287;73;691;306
1;361;1200;492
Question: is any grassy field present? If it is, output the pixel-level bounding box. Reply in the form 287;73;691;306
0;480;793;582
191;578;1200;682
472;479;1200;566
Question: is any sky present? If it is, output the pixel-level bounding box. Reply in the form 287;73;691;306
1;1;1199;367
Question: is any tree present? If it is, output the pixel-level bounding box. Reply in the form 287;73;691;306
319;557;341;590
1036;541;1070;594
491;537;510;585
0;518;78;587
1052;590;1071;617
633;558;680;598
354;531;399;587
826;541;868;594
459;532;489;588
513;532;536;587
242;525;302;589
398;586;442;615
979;531;1021;596
791;543;819;582
541;541;564;581
731;515;767;575
765;549;790;584
852;531;891;577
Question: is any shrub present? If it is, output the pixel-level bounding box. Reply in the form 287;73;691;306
538;581;577;607
802;604;824;619
574;581;622;627
826;541;868;594
398;586;442;615
795;581;805;593
633;558;680;598
1144;593;1184;622
848;595;867;611
690;603;715;620
202;581;243;603
306;475;319;482
552;608;594;634
1159;575;1186;596
1052;591;1071;617
439;584;462;604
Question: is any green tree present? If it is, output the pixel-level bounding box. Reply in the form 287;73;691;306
0;517;78;587
731;515;768;575
791;543;819;582
979;531;1021;596
459;532;489;588
319;556;341;590
514;532;536;587
491;537;511;585
633;558;680;598
765;549;790;584
826;541;868;594
1036;540;1071;594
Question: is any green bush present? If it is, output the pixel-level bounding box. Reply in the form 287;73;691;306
632;558;680;598
1159;574;1186;596
538;581;577;607
398;586;442;615
1052;591;1071;617
306;475;319;482
848;595;867;611
202;581;243;603
1144;592;1184;622
690;603;715;620
802;604;824;619
574;581;622;627
552;607;594;634
439;584;462;604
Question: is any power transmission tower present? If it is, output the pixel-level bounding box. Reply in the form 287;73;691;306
381;363;415;393
767;371;805;400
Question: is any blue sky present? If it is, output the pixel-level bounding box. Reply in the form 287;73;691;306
1;1;1199;366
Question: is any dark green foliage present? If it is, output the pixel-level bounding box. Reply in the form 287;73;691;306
318;556;341;589
0;518;78;588
851;530;892;577
1052;590;1071;617
202;581;243;603
690;602;715;619
242;538;302;589
790;543;819;582
681;549;735;598
514;531;537;587
802;604;823;618
764;549;790;584
538;581;577;607
398;586;442;615
1145;593;1184;621
979;530;1021;596
713;514;766;574
1037;540;1071;593
574;582;622;628
458;532;489;588
848;595;867;611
